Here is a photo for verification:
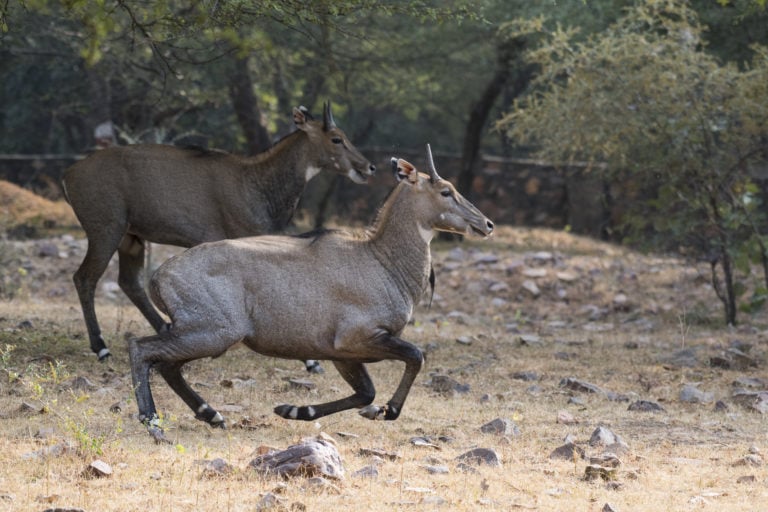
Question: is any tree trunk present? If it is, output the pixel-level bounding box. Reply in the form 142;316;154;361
228;55;271;155
456;37;531;199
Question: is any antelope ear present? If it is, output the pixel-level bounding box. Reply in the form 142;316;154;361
391;158;418;183
293;106;313;129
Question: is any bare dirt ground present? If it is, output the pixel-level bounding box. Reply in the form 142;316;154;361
0;222;767;511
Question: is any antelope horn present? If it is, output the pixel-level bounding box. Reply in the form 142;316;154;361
426;143;440;183
323;101;336;131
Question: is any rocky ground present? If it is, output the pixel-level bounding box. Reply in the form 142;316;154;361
0;225;767;511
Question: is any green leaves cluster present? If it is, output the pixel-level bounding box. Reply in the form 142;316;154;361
499;1;768;324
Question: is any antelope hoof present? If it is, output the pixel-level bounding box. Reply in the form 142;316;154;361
305;360;324;374
147;425;172;445
358;404;386;420
97;348;111;362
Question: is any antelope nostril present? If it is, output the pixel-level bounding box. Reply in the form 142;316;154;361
486;220;494;231
369;164;376;174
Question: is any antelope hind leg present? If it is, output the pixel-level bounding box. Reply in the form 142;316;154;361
274;360;375;420
117;235;168;333
73;230;125;360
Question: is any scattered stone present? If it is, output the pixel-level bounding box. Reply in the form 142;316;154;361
605;481;623;491
0;494;13;502
67;376;96;391
41;509;85;512
422;464;449;475
34;427;55;439
473;253;498;265
36;242;60;258
18;401;44;415
560;377;605;395
427;374;470;395
724;348;757;371
582;322;614;332
410;436;441;449
584;464;618;481
16;319;33;330
109;400;127;413
358;447;399;461
589;427;626;449
480;417;520;436
518;334;541;345
590;454;621;468
22;442;74;461
303;476;341;494
732;454;763;467
612;293;629;310
335;432;359;439
220;377;258;388
488;281;509;293
554;351;574;361
602;502;619;512
557;410;579;424
255;492;287;511
287;378;317;391
352;465;379;479
249;435;344;480
85;459;113;478
556;271;578;282
217;403;244;413
714;400;729;412
421;495;446;505
456;336;473;345
624;341;639;349
659;347;701;368
522;268;548;278
736;475;756;484
627;400;665;412
549;443;585;461
521;280;540;297
511;370;539;381
732;390;768;414
200;458;234;478
680;384;714;404
732;377;767;389
455;448;501;467
568;396;586;406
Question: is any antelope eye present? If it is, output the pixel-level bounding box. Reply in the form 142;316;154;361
331;137;343;144
440;189;452;197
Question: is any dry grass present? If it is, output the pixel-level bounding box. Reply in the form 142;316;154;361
0;226;767;511
0;180;78;235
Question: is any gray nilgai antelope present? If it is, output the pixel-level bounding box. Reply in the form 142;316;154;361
128;144;494;442
63;102;374;367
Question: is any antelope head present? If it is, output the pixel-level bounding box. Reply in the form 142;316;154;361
391;144;494;238
292;101;375;184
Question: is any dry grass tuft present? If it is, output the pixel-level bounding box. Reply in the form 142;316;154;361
0;180;79;236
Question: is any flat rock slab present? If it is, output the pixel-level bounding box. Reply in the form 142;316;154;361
455;448;501;467
549;442;586;461
560;377;605;395
250;436;344;480
628;400;665;412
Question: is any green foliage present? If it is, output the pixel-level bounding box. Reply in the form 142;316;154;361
499;1;768;324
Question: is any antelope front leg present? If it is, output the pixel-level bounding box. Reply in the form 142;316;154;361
274;360;375;420
359;334;424;421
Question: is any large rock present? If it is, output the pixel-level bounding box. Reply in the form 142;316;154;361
250;435;344;480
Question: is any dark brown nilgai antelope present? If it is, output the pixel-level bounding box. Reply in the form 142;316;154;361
128;144;494;442
63;102;374;366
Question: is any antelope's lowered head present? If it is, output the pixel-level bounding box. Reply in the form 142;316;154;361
294;101;375;184
390;144;494;239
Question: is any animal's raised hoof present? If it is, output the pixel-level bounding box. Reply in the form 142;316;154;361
358;404;386;420
305;360;325;374
274;404;295;419
147;426;172;445
97;348;111;362
210;420;226;429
